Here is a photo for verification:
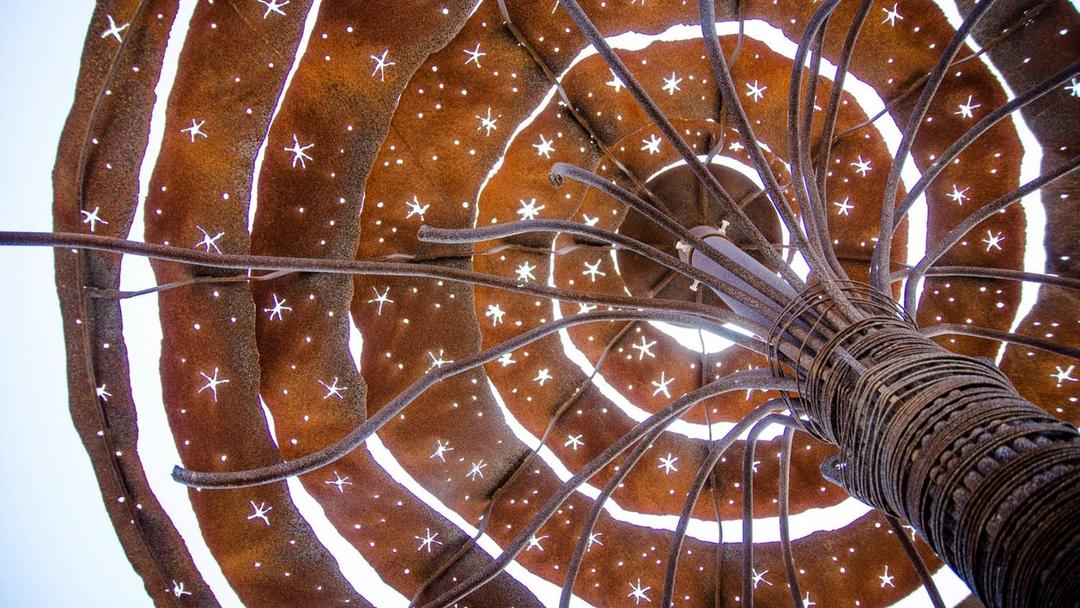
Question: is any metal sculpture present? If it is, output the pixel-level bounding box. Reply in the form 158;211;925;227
2;0;1078;606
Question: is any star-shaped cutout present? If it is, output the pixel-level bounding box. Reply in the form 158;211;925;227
367;287;393;315
318;377;347;400
745;80;767;102
497;352;517;367
526;534;548;551
247;501;272;526
587;532;603;551
1052;365;1077;387
533;134;555;159
415;528;443;553
430;439;454;462
833;197;854;216
258;0;289;18
882;3;903;26
427;349;453;371
605;68;625;93
1066;78;1080;98
534;368;553;386
582;259;606;282
195;225;224;253
954;94;981;119
171;581;192;598
264;294;292;321
405;195;430;221
198;368;230;402
903;524;918;540
96;384;111;402
476;107;500;136
485;303;506;326
851;155;872;176
370;49;395;81
947;184;970;204
628;579;652;605
662;71;682;95
652;371;674;398
752;568;773;589
467;460;487;480
515;261;537;282
283;134;313;168
879;564;895;588
324;471;352;493
982;230;1004;251
632;336;657;360
101;15;129;43
463;43;486;68
81;207;108;232
564;434;584;450
657;453;679;474
641;134;662;155
517;198;545;220
181;119;207;142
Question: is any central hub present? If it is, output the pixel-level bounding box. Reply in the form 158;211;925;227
616;162;782;304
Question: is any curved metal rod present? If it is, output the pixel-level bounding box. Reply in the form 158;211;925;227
920;323;1080;361
902;155;1080;312
557;0;806;290
423;218;835;362
695;0;862;319
659;404;793;607
894;265;1080;292
87;269;293;300
698;0;820;276
493;0;678;220
172;310;712;488
886;516;946;608
778;427;803;607
814;0;875;200
729;0;745;66
802;25;846;280
372;240;626;264
891;60;1080;231
704;0;859;323
419;372;799;608
787;0;852;286
698;324;727;608
559;404;699;608
551;162;803;313
420;221;796;346
416;276;678;607
0;230;742;337
870;0;1001;292
829;0;1056;146
740;414;804;608
73;0;154;214
60;6;187;600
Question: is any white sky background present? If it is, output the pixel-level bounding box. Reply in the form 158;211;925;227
0;1;152;605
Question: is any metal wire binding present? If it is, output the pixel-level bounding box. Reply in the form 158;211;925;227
766;279;913;437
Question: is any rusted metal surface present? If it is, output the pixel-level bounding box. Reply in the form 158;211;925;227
34;0;1080;606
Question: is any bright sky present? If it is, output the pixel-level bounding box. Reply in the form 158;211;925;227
0;2;151;605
